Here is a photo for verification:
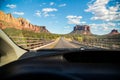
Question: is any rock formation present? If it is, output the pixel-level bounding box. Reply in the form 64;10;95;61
0;11;49;33
109;29;119;35
71;25;91;35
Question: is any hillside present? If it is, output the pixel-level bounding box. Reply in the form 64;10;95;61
108;29;120;35
70;25;92;35
0;11;60;49
0;11;49;33
64;25;120;49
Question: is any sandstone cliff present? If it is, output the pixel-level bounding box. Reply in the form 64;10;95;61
0;11;49;33
70;25;91;35
109;29;119;35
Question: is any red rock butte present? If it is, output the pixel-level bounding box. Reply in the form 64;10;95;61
71;25;91;35
0;11;49;33
109;29;119;35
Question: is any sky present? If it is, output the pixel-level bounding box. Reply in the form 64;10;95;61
0;0;120;35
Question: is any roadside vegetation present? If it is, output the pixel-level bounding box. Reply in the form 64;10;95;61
2;28;60;49
2;28;120;50
64;34;120;49
3;28;60;40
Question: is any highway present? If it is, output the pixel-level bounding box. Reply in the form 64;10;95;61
34;37;81;49
54;37;79;48
53;37;105;50
19;37;106;59
30;37;105;50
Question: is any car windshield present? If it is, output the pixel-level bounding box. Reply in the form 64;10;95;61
0;0;120;51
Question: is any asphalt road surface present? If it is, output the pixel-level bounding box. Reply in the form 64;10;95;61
31;37;105;50
54;37;80;48
53;37;105;50
19;37;106;59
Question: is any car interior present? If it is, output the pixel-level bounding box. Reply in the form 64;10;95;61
0;29;120;80
0;0;120;80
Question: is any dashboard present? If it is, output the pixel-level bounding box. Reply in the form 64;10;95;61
1;49;120;80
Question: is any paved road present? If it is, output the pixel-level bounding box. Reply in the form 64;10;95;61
53;37;105;50
20;37;106;59
30;37;105;50
54;37;80;48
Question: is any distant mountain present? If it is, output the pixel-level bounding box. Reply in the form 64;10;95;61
70;25;92;35
109;29;119;35
0;11;49;33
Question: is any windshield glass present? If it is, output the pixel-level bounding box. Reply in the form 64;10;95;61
0;0;120;50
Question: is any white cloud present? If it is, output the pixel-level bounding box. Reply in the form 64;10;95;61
90;22;115;27
42;8;57;13
50;2;54;6
6;4;16;9
44;14;49;17
107;22;116;26
80;21;86;24
85;0;120;21
35;10;41;17
59;4;66;7
34;8;57;17
42;8;57;17
35;8;57;17
66;15;82;24
13;11;24;15
43;13;55;17
89;22;116;31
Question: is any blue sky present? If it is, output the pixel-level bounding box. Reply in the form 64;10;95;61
0;0;120;35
